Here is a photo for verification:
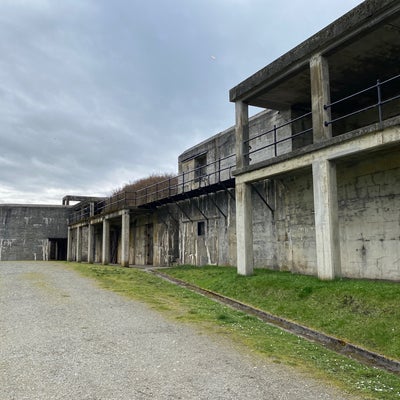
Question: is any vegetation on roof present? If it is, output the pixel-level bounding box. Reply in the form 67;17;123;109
112;173;177;196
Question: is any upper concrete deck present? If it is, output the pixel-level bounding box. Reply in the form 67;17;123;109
229;0;400;109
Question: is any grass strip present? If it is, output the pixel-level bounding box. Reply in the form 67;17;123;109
66;262;400;399
164;266;400;361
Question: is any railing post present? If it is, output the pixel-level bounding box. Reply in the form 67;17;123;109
168;177;171;197
273;125;277;157
377;79;383;128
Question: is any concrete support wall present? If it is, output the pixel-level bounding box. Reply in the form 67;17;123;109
313;160;341;279
178;190;236;267
274;172;316;274
153;207;179;266
102;219;110;265
121;211;130;267
0;205;69;261
337;150;400;280
87;224;95;263
234;123;400;280
67;227;73;261
248;109;293;163
76;226;82;262
236;182;254;275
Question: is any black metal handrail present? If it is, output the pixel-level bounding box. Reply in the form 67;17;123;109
69;73;400;226
244;111;312;159
68;153;236;224
324;73;400;127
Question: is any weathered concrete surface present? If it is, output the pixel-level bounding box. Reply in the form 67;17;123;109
0;261;353;400
0;205;69;261
229;1;400;105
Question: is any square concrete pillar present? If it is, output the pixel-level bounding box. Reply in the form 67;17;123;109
121;210;130;267
67;227;73;262
310;54;332;142
236;182;254;276
76;226;82;263
312;159;341;280
87;224;95;264
102;219;110;265
235;101;250;169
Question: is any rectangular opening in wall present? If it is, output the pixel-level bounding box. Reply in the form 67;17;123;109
48;238;67;260
197;221;205;236
194;154;207;183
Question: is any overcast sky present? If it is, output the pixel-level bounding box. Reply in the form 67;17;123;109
0;0;363;204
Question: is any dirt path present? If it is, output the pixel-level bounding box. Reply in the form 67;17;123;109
0;261;353;399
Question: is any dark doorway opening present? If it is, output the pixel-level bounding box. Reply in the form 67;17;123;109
110;228;120;264
146;223;153;265
49;238;67;260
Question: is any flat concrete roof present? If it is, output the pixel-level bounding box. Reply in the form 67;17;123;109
229;0;400;108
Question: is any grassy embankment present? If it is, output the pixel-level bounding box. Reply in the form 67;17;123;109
67;262;400;399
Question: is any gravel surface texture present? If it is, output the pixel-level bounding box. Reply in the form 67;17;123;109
0;261;354;399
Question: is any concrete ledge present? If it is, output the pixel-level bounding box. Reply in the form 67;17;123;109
234;118;400;183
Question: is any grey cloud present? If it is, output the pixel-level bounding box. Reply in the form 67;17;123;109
0;0;363;203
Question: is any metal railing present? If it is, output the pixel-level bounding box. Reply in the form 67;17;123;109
69;153;236;224
324;73;400;128
244;111;312;160
69;73;400;225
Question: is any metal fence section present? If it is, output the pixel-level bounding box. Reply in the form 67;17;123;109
324;73;400;128
69;73;400;225
69;153;236;225
244;111;313;162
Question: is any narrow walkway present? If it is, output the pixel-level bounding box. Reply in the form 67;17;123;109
0;261;353;400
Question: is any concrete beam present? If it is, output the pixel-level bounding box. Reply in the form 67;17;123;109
102;219;110;265
121;211;130;267
312;159;341;280
235;124;400;185
236;182;254;276
310;54;332;142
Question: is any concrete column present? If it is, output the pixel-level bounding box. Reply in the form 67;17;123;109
67;227;73;261
312;159;341;280
235;101;250;169
235;182;254;276
87;223;95;264
102;219;110;265
76;226;82;263
310;54;332;142
121;210;130;267
89;202;95;217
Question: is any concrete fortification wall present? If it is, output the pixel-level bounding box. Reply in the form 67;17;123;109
0;205;70;261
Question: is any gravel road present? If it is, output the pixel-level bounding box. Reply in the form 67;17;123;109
0;261;354;399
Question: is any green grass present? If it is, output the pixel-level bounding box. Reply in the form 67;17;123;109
164;266;400;361
65;262;400;399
